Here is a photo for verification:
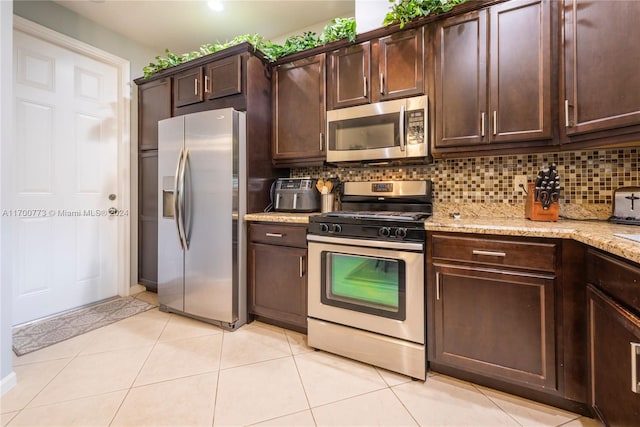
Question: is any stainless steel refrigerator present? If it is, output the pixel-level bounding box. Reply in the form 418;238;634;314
157;108;247;329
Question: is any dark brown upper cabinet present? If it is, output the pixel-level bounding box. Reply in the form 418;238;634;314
562;0;640;142
173;67;204;107
272;53;326;167
327;42;371;109
138;77;172;151
204;55;242;100
434;0;552;152
327;27;425;110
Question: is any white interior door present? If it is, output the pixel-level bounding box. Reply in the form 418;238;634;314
11;25;123;324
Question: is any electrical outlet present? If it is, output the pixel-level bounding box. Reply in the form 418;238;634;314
514;175;528;193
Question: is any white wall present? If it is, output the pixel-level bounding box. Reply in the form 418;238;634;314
0;0;17;395
356;0;392;33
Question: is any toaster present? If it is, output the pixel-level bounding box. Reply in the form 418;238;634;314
273;178;321;212
610;186;640;225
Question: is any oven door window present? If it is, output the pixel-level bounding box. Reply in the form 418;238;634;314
321;252;406;320
328;113;400;151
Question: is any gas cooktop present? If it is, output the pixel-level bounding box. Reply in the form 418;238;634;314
323;210;431;221
308;180;432;242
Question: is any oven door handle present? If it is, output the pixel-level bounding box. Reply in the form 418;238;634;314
307;234;424;251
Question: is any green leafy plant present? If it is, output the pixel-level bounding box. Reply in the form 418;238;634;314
142;17;357;79
383;0;467;28
320;17;357;44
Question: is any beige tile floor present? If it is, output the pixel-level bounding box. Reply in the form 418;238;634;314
1;292;602;427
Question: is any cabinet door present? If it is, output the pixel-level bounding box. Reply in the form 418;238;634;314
138;151;158;291
489;0;551;143
430;264;557;390
138;78;171;151
587;285;640;426
205;55;242;100
248;242;307;329
434;10;488;148
173;67;204;107
564;0;640;135
376;27;425;101
327;42;370;109
272;54;326;165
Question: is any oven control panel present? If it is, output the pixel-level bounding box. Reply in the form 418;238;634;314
309;221;425;242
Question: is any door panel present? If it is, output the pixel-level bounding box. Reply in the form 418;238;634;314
183;110;235;322
12;29;119;324
378;28;424;101
564;0;640;134
435;11;487;147
490;0;551;142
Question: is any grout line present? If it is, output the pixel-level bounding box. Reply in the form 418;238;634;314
471;382;525;427
387;385;421;427
210;328;225;427
107;306;171;426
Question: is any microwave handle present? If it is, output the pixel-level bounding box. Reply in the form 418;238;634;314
399;105;406;152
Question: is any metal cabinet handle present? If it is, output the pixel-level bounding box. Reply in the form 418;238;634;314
265;233;283;238
299;256;305;278
564;99;570;127
379;73;384;95
399;105;406;152
363;76;367;98
204;75;209;93
492;111;497;136
481;112;485;137
319;133;324;151
194;78;198;96
632;342;640;394
472;249;506;257
435;271;441;301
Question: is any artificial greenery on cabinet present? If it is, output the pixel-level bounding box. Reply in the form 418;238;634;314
142;18;356;79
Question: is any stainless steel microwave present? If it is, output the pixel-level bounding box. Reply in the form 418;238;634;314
326;95;428;163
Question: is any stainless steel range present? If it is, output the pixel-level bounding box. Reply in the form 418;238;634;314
307;180;432;380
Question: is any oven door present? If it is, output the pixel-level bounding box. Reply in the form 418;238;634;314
308;234;424;344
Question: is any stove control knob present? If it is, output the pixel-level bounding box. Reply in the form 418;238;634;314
379;227;391;237
319;223;330;232
331;224;342;233
395;227;407;239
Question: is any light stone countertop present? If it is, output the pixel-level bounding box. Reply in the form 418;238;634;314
425;216;640;264
244;212;640;265
244;212;319;224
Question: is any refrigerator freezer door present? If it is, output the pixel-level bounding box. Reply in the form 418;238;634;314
183;109;236;323
158;116;186;312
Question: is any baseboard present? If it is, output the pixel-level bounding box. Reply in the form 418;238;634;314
129;284;146;295
1;371;17;395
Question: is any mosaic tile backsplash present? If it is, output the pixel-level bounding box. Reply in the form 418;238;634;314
292;147;639;219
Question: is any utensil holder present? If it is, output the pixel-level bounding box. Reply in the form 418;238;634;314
321;193;335;213
525;183;559;221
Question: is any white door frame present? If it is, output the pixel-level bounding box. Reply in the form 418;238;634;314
13;16;131;298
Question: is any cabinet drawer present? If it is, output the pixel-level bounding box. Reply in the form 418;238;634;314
249;223;307;248
587;249;640;314
431;234;556;272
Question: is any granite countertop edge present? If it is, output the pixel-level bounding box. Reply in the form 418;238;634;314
244;212;640;264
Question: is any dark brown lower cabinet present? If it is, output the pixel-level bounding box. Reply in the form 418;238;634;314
138;150;158;291
431;264;557;390
426;232;572;413
587;249;640;426
248;223;308;332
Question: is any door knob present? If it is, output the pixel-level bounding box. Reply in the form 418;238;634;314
109;194;116;201
108;207;118;215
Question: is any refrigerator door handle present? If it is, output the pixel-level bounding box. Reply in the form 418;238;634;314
181;148;191;249
177;148;189;250
174;147;186;250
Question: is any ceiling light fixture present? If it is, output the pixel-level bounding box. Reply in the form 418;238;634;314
208;0;224;12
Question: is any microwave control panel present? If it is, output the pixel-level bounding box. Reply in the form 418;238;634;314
406;110;425;145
